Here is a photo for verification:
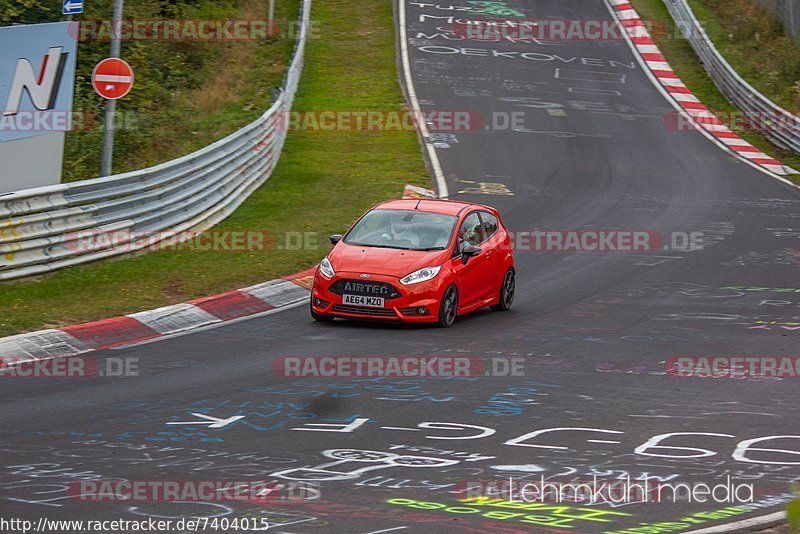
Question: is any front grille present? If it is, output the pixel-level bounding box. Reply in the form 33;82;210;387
328;279;401;299
332;304;398;317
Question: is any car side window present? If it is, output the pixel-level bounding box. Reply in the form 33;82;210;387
458;212;485;250
479;211;499;240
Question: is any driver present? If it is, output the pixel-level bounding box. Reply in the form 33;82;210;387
382;217;420;247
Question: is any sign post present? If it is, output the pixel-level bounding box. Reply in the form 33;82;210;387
100;0;125;176
269;0;275;36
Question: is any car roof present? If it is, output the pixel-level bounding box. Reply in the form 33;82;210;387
373;198;491;217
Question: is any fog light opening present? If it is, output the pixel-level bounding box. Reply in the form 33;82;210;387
313;297;330;308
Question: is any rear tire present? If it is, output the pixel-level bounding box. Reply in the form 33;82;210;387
437;285;458;328
490;268;515;311
310;298;334;322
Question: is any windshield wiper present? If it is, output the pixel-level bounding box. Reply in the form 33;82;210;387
411;247;446;251
347;242;413;250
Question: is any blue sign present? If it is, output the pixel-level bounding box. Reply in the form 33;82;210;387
0;22;78;142
62;0;84;15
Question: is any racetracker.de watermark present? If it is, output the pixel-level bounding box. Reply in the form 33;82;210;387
666;356;800;379
0;356;138;378
509;231;704;252
67;480;319;502
446;18;720;42
664;110;800;134
0;110;139;133
277;110;526;132
69;19;319;41
452;19;634;41
63;230;319;253
272;356;526;378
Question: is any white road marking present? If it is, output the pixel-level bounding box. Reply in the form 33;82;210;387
399;0;449;198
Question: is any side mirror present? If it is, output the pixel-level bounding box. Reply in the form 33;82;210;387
329;234;343;245
461;243;481;264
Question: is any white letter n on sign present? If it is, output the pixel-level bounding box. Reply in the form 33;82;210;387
3;47;68;116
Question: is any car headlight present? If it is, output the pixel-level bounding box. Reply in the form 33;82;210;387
319;257;335;279
400;265;441;285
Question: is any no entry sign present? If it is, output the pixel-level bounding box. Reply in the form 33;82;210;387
92;58;134;100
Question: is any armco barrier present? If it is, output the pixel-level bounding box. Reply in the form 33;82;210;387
0;0;311;281
664;0;800;154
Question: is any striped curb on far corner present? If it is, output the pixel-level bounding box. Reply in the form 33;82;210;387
608;0;798;177
0;269;316;367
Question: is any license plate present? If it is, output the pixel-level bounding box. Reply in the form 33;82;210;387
342;294;385;308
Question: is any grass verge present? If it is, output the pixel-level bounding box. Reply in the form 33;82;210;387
632;0;800;180
688;0;800;112
0;0;430;336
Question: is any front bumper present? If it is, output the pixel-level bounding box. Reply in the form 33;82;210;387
311;269;446;322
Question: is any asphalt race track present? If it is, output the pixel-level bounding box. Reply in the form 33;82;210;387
1;1;799;533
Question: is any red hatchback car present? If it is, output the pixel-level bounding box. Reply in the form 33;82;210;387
310;199;515;327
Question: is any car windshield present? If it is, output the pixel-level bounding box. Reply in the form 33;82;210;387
344;209;458;251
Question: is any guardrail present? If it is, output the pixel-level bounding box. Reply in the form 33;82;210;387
664;0;800;154
0;0;311;281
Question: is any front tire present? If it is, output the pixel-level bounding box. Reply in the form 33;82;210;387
491;268;515;311
437;284;458;328
310;298;334;322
